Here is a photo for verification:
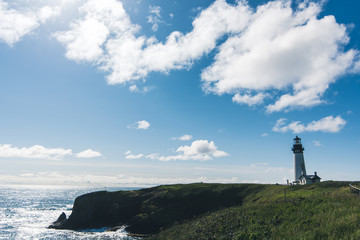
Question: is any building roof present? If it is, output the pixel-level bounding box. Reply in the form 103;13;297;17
299;174;321;180
293;136;301;141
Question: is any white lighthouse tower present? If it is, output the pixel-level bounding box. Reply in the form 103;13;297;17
292;136;321;185
292;136;306;183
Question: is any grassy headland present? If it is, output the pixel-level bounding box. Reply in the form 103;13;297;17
50;181;360;239
150;181;360;239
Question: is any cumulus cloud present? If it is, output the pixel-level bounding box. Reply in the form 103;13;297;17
172;134;193;141
0;1;60;46
147;140;228;161
55;0;251;84
136;120;150;129
54;0;359;112
0;144;72;160
202;1;359;112
76;149;102;158
127;120;151;130
272;115;346;133
54;0;133;62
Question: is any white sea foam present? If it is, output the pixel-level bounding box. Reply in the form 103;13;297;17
0;185;136;240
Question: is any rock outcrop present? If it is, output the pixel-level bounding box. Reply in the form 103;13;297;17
49;212;67;228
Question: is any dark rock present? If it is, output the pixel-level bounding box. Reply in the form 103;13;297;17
48;212;67;229
57;212;66;221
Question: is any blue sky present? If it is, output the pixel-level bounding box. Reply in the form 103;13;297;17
0;0;359;186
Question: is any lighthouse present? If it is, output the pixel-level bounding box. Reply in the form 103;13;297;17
292;136;321;185
292;136;306;183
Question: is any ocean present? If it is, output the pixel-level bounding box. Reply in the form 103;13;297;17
0;185;139;240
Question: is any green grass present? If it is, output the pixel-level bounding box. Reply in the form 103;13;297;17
150;181;360;240
126;183;269;233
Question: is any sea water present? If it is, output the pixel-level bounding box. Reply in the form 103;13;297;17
0;185;138;240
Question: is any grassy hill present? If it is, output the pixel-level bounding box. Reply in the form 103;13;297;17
150;181;360;239
51;181;360;239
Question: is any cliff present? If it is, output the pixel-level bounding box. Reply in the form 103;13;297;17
49;183;266;234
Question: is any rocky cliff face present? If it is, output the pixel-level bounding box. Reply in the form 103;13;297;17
49;183;263;234
49;190;144;230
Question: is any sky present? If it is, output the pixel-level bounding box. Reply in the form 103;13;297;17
0;0;359;187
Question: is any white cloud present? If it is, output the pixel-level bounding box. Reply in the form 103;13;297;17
0;144;72;160
124;150;144;159
0;143;104;160
261;133;268;137
129;84;139;92
202;1;359;112
149;5;161;17
232;93;268;106
148;5;162;32
172;134;193;141
145;153;159;160
150;140;228;161
136;120;150;129
54;0;359;112
126;139;228;161
306;116;347;132
0;1;60;46
54;0;138;63
313;141;324;147
353;60;360;73
126;154;143;159
127;120;151;130
76;149;102;158
272;115;346;133
55;0;251;85
129;84;152;93
37;5;61;23
0;1;38;46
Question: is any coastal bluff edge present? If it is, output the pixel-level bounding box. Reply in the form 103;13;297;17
48;183;266;234
49;181;358;238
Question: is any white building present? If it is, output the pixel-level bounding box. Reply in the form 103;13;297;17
292;136;321;185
